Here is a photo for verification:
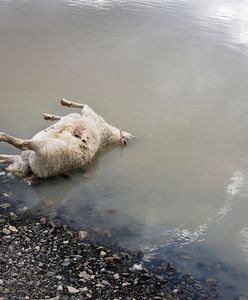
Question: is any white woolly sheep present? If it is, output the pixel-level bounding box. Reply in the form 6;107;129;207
0;99;133;179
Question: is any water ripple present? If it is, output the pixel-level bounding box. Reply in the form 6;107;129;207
65;0;183;10
238;227;248;263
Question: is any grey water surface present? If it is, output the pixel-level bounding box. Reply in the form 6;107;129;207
1;0;248;297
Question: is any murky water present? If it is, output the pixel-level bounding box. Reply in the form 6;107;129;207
1;0;248;297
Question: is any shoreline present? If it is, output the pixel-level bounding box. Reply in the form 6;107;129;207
0;184;219;300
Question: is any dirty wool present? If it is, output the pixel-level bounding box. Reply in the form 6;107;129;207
0;99;133;179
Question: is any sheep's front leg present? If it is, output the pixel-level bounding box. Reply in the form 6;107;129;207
0;132;38;151
60;98;85;109
43;113;62;121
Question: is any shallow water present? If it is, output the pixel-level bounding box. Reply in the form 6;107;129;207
1;0;248;297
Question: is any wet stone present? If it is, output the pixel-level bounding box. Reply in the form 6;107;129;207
67;286;79;294
194;283;203;290
206;278;217;286
79;271;90;280
9;212;17;220
100;251;107;258
113;273;120;280
122;282;131;287
102;280;111;286
0;203;10;209
2;228;11;235
46;271;55;277
62;258;71;267
0;194;217;300
78;230;88;240
8;225;18;233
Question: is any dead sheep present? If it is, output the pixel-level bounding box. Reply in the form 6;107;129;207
0;99;133;179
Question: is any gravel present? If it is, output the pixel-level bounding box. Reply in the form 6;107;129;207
0;210;217;300
0;175;223;300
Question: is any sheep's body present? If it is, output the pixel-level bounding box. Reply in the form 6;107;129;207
0;100;133;179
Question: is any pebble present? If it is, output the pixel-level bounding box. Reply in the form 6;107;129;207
62;258;71;267
122;282;131;287
78;230;88;240
102;280;111;286
17;206;28;213
0;203;10;209
155;275;165;282
67;286;79;294
9;212;17;220
79;278;87;284
100;251;107;258
2;228;11;235
46;271;55;278
0;197;219;300
113;273;120;280
205;278;217;286
194;283;203;290
40;217;46;224
79;271;90;280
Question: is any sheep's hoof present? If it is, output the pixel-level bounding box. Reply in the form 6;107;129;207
61;98;72;107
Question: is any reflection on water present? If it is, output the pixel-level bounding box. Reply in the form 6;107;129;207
1;0;248;297
161;171;245;246
239;227;248;263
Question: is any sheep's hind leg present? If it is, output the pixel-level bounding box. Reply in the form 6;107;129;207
0;154;20;164
0;132;38;151
43;113;62;121
60;98;85;109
